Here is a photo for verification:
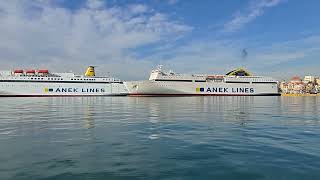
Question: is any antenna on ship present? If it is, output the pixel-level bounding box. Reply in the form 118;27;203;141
157;65;163;71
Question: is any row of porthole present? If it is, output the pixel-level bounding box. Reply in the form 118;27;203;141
70;78;113;81
71;78;96;81
226;78;274;81
31;77;45;80
48;78;63;80
3;77;62;80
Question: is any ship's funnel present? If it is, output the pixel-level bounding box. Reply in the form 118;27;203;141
226;68;252;76
85;66;95;77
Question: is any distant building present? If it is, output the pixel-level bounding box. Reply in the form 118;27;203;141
280;76;304;94
280;76;319;94
279;81;288;93
304;76;315;83
291;76;302;83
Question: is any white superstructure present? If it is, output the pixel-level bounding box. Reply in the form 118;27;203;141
125;65;280;96
0;66;128;96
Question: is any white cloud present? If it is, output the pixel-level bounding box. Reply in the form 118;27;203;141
142;35;320;79
223;0;285;32
128;4;148;14
0;0;317;81
0;0;192;80
168;0;179;5
87;0;105;9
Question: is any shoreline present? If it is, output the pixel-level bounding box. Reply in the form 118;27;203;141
281;93;320;97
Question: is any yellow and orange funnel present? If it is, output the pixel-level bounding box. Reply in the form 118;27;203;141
85;66;96;77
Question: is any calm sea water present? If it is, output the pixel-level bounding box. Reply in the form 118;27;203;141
0;96;319;180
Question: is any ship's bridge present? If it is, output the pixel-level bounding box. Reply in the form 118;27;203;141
149;70;206;81
148;66;277;84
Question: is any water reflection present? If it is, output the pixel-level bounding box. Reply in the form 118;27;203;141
127;96;256;127
0;96;320;180
84;105;95;129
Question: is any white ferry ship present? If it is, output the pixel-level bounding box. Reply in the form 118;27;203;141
0;66;128;96
125;66;280;96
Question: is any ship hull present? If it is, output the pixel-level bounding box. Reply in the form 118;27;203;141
125;81;280;96
0;82;128;96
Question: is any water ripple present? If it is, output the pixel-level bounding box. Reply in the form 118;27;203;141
0;97;319;180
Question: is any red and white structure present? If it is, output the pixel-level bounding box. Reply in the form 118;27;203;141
0;67;128;96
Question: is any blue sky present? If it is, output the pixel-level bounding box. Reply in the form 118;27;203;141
0;0;319;80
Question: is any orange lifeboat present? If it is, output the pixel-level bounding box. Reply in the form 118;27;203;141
38;69;49;74
206;75;224;80
26;70;36;74
14;69;24;74
206;75;216;79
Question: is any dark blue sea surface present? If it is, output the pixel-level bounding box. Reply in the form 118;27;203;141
0;97;319;180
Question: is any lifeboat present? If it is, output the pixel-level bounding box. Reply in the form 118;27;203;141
38;69;49;74
14;69;24;74
26;70;36;74
206;75;224;80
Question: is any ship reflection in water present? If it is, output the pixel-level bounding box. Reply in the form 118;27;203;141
0;96;319;180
